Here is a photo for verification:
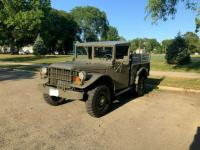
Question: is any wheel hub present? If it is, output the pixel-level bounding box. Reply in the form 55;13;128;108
99;96;106;106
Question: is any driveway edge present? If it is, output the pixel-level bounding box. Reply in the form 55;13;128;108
147;84;200;93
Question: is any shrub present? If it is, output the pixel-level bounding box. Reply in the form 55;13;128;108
165;33;190;64
33;35;48;56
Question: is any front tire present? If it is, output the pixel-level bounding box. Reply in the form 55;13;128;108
86;85;111;118
43;94;65;106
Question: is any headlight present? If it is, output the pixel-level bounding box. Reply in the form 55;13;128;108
41;67;47;74
40;67;48;79
79;71;87;81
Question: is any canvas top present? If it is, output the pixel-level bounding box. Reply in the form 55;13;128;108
75;41;130;47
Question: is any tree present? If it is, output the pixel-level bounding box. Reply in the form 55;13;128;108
165;33;190;64
162;39;173;53
130;38;161;52
145;38;161;53
42;9;78;54
119;36;126;41
146;0;200;31
0;0;51;54
104;26;120;41
183;32;199;53
130;38;145;51
195;7;200;32
33;34;47;56
71;6;109;42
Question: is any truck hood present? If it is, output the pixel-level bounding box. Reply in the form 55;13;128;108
49;61;112;73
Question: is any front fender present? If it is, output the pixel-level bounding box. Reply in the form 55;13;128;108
71;73;111;89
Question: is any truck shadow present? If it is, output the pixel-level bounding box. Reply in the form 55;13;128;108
190;127;200;150
108;77;164;114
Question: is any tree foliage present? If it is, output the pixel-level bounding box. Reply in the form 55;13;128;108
130;38;161;53
165;33;190;64
1;4;121;54
71;6;109;42
0;0;51;53
162;39;173;53
119;36;126;41
146;0;200;31
104;26;120;41
42;9;78;54
183;32;199;53
162;32;200;54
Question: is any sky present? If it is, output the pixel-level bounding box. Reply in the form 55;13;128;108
51;0;199;42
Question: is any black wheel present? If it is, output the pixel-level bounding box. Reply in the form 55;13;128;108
136;76;146;97
86;85;111;118
43;94;65;106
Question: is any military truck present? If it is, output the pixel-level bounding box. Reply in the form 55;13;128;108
41;41;150;117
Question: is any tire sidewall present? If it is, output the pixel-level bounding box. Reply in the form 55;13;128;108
86;85;111;117
136;76;146;97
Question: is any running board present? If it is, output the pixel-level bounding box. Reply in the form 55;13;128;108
115;87;132;97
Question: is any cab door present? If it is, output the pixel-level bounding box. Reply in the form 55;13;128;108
112;45;130;91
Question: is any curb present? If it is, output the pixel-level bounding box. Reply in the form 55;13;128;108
147;84;200;93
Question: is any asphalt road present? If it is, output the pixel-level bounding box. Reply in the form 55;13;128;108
0;69;200;150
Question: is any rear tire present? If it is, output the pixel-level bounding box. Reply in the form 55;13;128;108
43;94;65;106
86;85;111;118
135;76;146;97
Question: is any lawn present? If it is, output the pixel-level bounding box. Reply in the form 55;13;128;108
0;54;73;64
147;75;200;90
0;54;200;73
151;54;200;73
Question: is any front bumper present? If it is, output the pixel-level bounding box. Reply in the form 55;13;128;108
43;85;84;100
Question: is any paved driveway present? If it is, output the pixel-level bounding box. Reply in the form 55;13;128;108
0;69;200;150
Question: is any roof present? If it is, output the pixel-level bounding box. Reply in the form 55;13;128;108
75;41;130;47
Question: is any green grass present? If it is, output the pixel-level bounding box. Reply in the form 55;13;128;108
151;54;200;73
147;75;200;90
0;54;73;64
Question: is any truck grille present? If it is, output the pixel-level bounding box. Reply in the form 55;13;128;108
47;68;78;90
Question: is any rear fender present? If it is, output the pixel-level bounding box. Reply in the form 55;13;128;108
135;67;148;85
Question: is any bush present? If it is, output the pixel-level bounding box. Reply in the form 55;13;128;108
165;33;191;64
33;35;48;56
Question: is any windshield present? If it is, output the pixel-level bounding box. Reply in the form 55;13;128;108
75;46;113;60
76;46;92;60
94;47;113;60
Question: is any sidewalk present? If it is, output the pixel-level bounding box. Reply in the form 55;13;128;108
150;70;200;79
147;84;200;93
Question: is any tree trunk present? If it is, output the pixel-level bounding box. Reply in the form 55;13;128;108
9;38;15;54
16;45;20;54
